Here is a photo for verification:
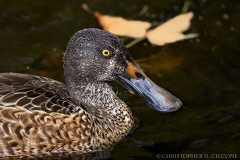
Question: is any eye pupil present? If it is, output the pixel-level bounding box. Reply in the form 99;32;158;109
102;50;110;56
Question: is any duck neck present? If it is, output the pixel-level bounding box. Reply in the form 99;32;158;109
67;80;134;140
66;80;132;119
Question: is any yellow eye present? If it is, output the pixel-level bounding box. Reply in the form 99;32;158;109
102;50;111;57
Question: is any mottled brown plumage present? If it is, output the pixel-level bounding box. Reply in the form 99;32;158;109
0;28;181;158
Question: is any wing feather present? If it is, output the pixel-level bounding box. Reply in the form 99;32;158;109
0;73;87;115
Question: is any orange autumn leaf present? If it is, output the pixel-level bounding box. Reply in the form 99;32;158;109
146;12;198;46
94;12;151;39
82;4;198;46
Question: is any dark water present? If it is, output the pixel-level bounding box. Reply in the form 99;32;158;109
0;0;240;159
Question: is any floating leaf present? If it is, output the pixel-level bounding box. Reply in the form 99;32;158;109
94;12;151;39
82;4;198;46
146;12;198;46
82;3;151;39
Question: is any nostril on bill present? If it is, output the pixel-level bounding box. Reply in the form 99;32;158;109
135;72;145;79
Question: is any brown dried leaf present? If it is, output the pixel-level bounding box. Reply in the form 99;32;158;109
94;12;151;39
146;12;198;46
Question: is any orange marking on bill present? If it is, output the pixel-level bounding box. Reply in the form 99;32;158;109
126;61;140;79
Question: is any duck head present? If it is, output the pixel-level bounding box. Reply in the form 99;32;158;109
64;28;181;112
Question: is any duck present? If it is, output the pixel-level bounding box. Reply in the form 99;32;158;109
0;28;181;157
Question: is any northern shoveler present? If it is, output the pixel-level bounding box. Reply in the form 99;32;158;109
0;28;181;157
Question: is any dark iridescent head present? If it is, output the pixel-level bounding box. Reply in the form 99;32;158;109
63;28;181;112
64;28;133;82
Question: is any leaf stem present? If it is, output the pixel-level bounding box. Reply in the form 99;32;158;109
82;3;95;14
126;37;146;48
